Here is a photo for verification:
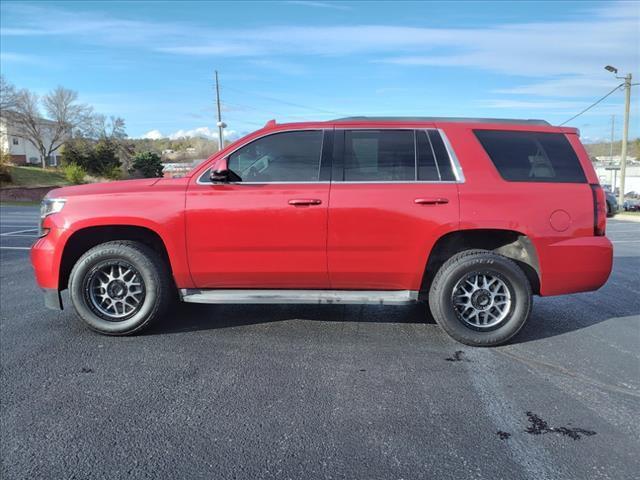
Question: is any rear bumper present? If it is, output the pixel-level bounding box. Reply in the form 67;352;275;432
539;236;613;296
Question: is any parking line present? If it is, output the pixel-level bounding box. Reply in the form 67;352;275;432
1;228;38;236
611;240;640;244
0;246;30;250
0;225;39;228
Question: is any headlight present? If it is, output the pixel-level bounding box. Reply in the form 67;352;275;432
39;198;66;237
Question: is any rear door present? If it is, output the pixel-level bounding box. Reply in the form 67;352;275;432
327;128;461;291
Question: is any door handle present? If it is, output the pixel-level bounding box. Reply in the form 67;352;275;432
414;197;449;205
288;198;322;206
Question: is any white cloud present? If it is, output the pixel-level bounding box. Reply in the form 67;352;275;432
478;100;586;110
2;1;638;98
140;127;238;140
285;1;352;11
493;77;621;98
142;129;164;140
0;51;49;66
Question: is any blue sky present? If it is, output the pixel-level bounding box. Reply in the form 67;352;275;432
1;0;638;143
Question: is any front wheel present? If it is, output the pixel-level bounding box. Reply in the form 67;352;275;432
428;250;532;347
68;241;172;335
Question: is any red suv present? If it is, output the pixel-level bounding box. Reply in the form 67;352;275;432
31;117;613;346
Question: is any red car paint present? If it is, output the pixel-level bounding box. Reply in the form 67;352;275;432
31;119;613;299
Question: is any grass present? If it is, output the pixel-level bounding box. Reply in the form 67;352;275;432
1;166;68;188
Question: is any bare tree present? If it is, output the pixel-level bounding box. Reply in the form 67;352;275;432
0;75;19;113
12;86;93;168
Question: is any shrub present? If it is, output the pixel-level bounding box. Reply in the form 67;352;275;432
0;149;12;184
62;163;87;185
103;165;123;180
130;151;164;178
91;140;122;176
61;139;121;177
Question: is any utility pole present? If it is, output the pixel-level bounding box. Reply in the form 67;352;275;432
618;73;632;207
215;70;226;151
609;115;616;189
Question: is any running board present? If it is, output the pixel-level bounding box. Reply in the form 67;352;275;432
180;289;419;305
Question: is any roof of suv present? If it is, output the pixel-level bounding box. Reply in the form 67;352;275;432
331;116;550;126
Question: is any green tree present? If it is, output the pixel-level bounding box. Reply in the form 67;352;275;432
61;139;92;170
130;151;164;178
90;139;121;176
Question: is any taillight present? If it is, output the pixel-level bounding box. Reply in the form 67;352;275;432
590;184;606;236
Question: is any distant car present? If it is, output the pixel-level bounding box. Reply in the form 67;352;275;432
623;199;640;212
605;191;618;217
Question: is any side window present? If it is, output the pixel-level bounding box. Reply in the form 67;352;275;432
428;130;456;181
416;130;439;181
474;130;586;183
228;130;323;182
343;130;415;181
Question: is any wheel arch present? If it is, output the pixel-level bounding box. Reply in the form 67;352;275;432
59;225;174;291
421;228;541;296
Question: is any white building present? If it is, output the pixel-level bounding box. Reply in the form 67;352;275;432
595;155;638;164
0;115;63;166
595;165;640;195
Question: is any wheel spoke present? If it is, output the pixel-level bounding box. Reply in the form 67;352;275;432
87;262;146;321
452;271;512;329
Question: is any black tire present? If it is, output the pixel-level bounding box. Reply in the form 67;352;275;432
428;249;532;347
68;241;172;335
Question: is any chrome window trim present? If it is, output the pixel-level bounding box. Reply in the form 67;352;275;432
197;128;325;185
438;128;466;183
333;181;460;185
196;126;466;185
334;128;465;184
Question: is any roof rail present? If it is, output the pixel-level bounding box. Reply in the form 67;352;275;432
331;116;551;126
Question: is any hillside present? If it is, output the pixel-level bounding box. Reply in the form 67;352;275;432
1;166;68;188
584;138;640;159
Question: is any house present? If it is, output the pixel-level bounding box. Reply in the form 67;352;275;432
0;114;63;166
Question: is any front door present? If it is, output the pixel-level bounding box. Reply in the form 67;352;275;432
186;129;331;288
328;128;461;291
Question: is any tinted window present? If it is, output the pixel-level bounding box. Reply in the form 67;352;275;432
416;130;439;181
343;130;415;181
428;130;455;181
228;130;322;182
474;130;586;183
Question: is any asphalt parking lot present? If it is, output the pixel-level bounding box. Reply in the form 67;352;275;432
1;204;638;480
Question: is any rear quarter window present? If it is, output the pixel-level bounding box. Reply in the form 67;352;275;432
474;130;586;183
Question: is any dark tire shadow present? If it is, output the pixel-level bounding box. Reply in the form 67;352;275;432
148;301;435;335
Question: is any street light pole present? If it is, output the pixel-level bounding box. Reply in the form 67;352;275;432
609;114;615;187
618;73;632;207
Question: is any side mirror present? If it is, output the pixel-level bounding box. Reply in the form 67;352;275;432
210;158;241;183
210;169;230;182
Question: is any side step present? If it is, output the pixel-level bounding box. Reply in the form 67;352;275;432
180;289;419;306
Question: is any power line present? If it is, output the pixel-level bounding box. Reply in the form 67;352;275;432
559;83;624;126
220;84;346;117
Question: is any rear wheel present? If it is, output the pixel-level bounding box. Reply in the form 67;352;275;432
69;241;171;335
428;249;532;347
